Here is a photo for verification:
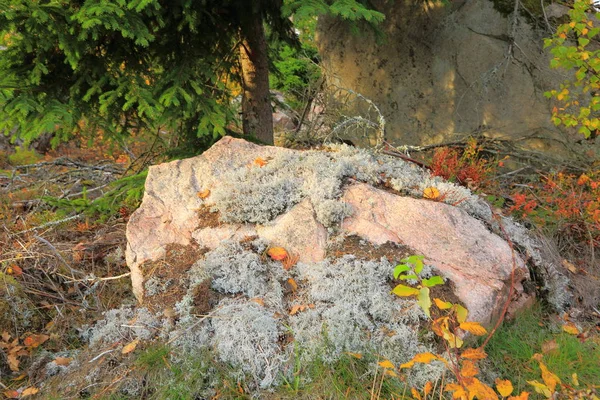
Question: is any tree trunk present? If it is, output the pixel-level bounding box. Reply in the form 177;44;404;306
239;16;274;145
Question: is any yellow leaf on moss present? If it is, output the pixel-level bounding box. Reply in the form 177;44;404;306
423;187;440;200
459;322;488;336
378;359;395;369
445;383;468;400
413;352;438;364
267;247;288;261
495;378;514;397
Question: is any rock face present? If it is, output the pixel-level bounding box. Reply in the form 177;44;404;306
316;0;598;163
127;136;529;324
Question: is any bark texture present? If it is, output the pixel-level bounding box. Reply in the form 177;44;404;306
240;16;274;145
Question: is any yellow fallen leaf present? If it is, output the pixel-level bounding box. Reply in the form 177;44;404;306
197;189;211;199
466;378;498;400
495;378;514;397
571;373;579;386
539;362;560;393
423;187;440;200
378;359;395;369
267;247;288;261
413;352;438;364
459;322;488;336
122;339;140;355
562;322;579;335
527;380;551;397
434;298;453;310
21;387;39;397
384;369;398;377
53;357;72;366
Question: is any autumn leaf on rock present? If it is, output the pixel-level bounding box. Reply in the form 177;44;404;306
423;187;440;200
197;189;211;199
267;247;288;261
122;339;140;354
23;334;49;348
253;157;268;167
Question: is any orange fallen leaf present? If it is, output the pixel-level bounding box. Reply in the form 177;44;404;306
461;347;487;360
290;305;308;315
460;360;479;378
54;357;73;366
378;359;395;369
411;388;422;400
3;390;19;399
459;321;488;336
197;189;211;199
23;334;49;348
267;247;288;261
562;322;579;335
8;265;22;276
253;157;268;167
21;387;39;397
2;331;10;342
423;381;433;397
122;339;140;354
423;187;440;200
507;392;529;400
539;362;560;392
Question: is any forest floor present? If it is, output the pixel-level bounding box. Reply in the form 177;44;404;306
0;135;598;399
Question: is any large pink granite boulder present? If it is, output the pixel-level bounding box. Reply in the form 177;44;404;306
126;136;531;323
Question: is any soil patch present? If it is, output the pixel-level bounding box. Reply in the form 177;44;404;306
196;206;221;229
141;243;208;313
327;234;412;264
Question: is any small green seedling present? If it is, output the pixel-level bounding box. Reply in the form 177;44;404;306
392;255;444;317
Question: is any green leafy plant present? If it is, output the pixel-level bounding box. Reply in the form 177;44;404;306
544;0;600;138
391;255;444;317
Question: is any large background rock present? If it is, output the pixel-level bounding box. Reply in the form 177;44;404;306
316;0;598;164
126;137;531;324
